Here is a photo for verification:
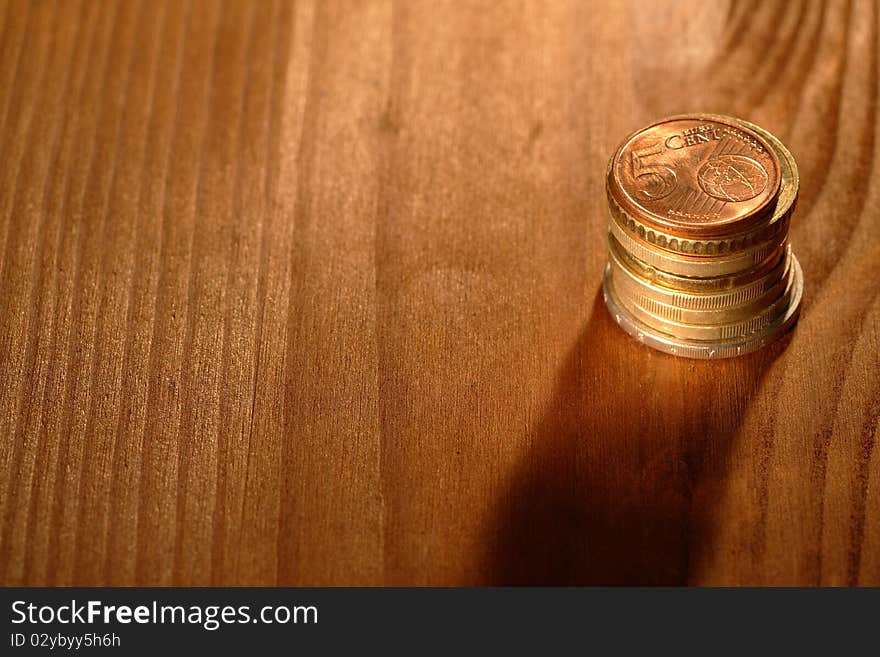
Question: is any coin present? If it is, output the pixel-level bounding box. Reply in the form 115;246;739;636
602;255;803;359
609;263;795;340
608;116;782;238
610;269;790;325
608;235;789;294
607;241;792;313
608;219;786;278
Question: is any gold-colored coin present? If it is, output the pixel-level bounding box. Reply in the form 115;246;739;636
608;266;795;341
610;270;789;325
602;255;803;359
608;235;789;294
607;241;792;314
608;218;785;278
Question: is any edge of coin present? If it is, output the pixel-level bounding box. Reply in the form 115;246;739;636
611;269;793;338
608;243;792;314
609;219;786;278
608;234;789;293
601;255;804;359
606;181;793;258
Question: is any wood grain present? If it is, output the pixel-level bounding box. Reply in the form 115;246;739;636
1;0;878;586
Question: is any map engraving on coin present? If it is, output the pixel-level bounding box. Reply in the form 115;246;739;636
697;154;768;202
609;116;781;237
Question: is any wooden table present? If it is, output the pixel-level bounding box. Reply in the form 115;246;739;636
1;0;877;586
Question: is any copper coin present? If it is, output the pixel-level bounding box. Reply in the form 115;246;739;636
608;116;781;238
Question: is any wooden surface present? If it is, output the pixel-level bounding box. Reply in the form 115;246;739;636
1;0;878;586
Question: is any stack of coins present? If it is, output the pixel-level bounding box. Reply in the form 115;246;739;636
602;114;803;359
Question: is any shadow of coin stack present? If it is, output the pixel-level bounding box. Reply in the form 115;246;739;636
603;114;803;359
